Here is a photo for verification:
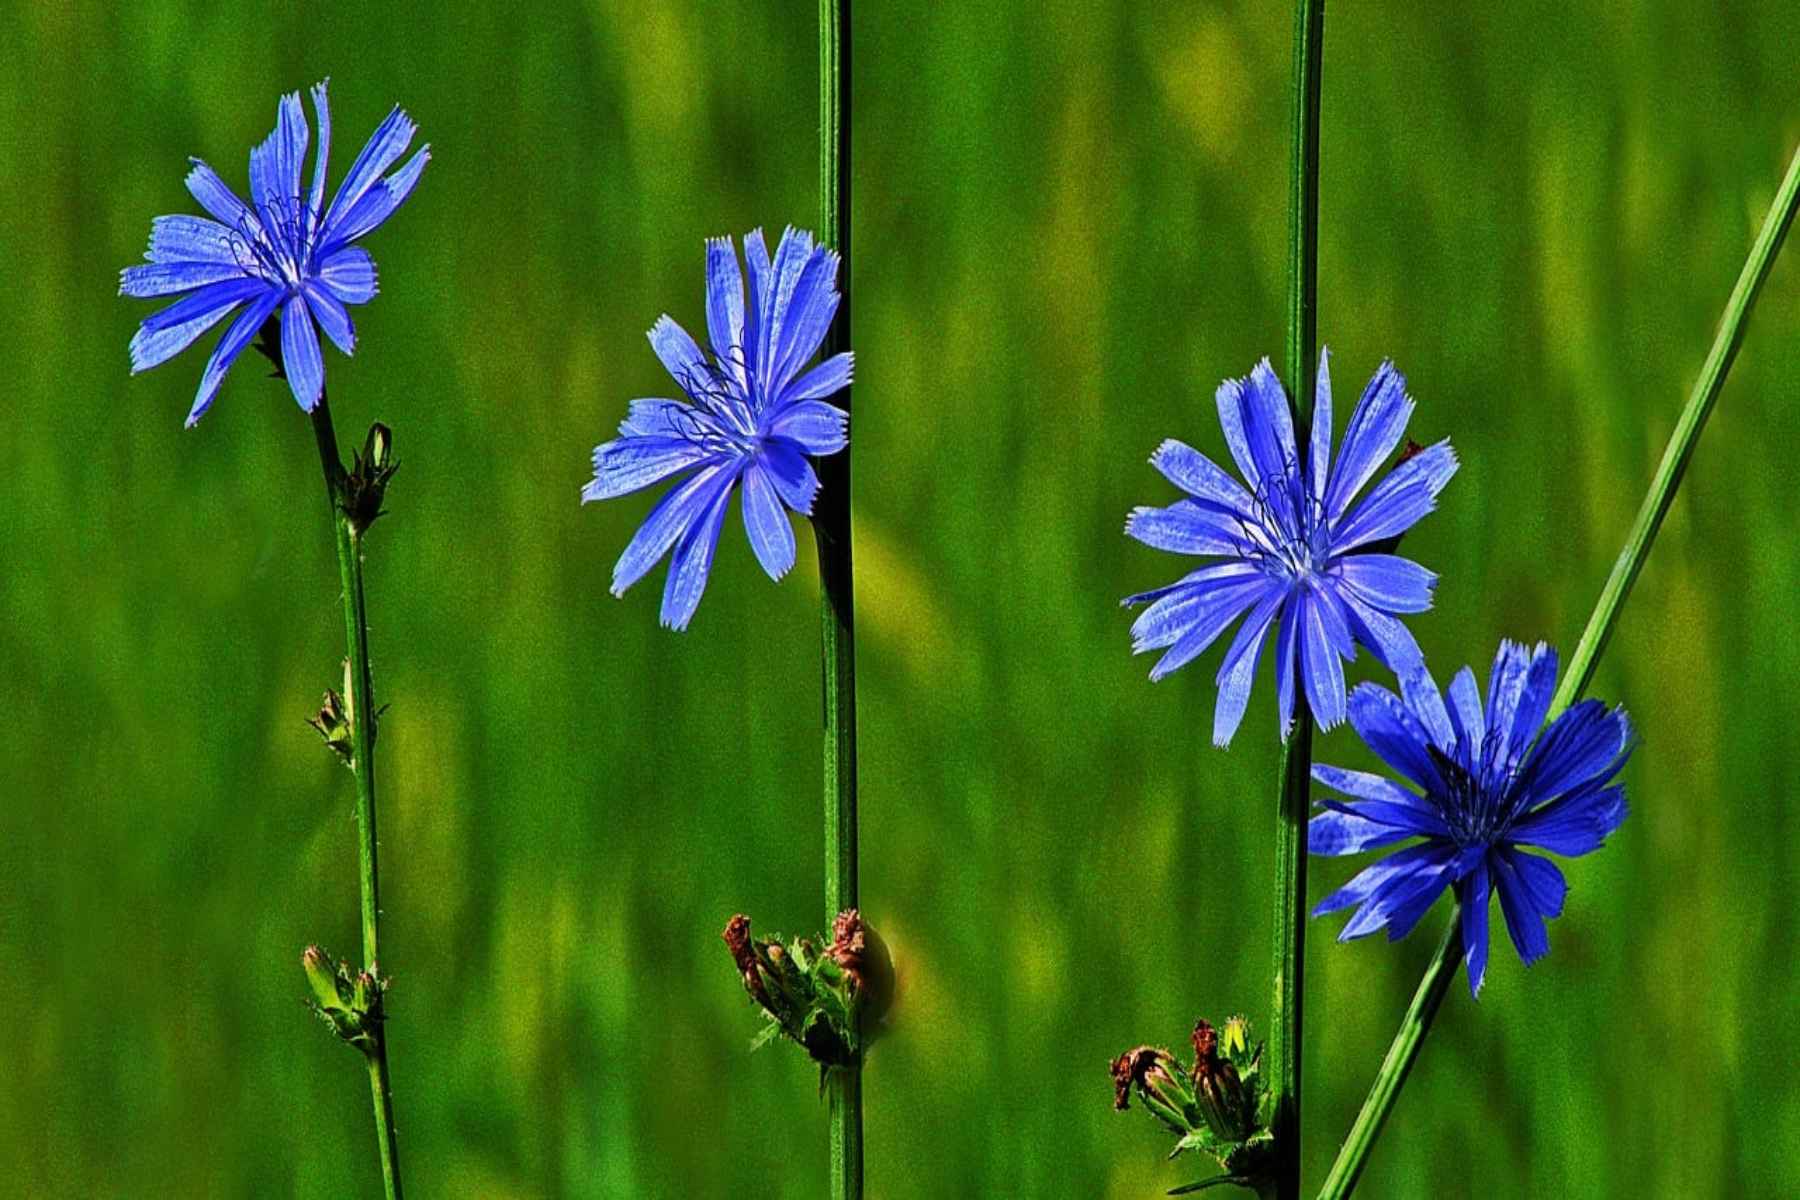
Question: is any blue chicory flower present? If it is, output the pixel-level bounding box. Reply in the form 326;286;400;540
582;228;852;632
121;81;429;426
1309;640;1633;995
1124;352;1457;746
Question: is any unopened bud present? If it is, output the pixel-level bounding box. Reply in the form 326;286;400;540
307;689;353;763
1110;1046;1198;1135
344;422;399;533
1191;1020;1254;1142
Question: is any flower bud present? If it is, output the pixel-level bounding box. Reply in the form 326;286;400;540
1191;1020;1255;1143
828;909;895;1022
299;944;384;1055
1110;1046;1199;1135
307;689;353;763
344;422;398;533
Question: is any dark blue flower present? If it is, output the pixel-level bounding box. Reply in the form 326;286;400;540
1309;640;1633;996
1124;352;1457;746
121;81;429;427
582;228;852;631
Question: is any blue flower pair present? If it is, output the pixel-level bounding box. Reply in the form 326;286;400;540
1125;355;1633;994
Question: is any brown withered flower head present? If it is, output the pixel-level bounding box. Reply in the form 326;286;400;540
828;909;895;1022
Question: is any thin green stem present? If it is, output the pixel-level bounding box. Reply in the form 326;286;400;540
1270;2;1323;1197
311;394;404;1200
1319;141;1800;1198
817;2;860;1197
1549;139;1800;720
1315;916;1462;1200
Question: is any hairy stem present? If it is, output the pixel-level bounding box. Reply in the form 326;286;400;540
816;2;861;1197
311;394;404;1200
1269;1;1324;1197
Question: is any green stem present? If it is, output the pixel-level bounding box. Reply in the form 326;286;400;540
817;3;860;1197
1319;140;1800;1198
1270;2;1323;1197
1314;916;1461;1200
311;394;404;1200
1548;139;1800;721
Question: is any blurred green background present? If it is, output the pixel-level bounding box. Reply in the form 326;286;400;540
4;2;1797;1196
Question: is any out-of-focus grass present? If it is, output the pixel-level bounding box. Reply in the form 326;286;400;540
2;2;1797;1196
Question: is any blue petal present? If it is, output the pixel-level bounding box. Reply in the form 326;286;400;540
1446;666;1485;763
742;228;772;366
1334;586;1428;682
1331;440;1458;552
610;460;734;596
1144;578;1271;681
1492;853;1550;966
759;439;820;513
1308;347;1333;502
1507;780;1628;857
249;90;307;221
324;105;417;235
1274;596;1301;737
185;288;284;427
1496;642;1558;770
1458;862;1491;997
739;461;796;581
1314;841;1453;917
1332;554;1436;614
1347;682;1445;794
303;280;356;355
583;437;711;503
648;316;711;397
1308;800;1436;855
1149;439;1255;516
758;228;814;384
185;159;258;232
145;215;240;265
121;260;250;299
763;400;848;456
771;247;840;398
280;293;324;413
1338;845;1462;941
1312;764;1430;810
1499;847;1567;919
1513;701;1632;806
1214;374;1263;489
704;237;747;376
659;466;739;630
1309;581;1358;658
319;246;379;304
322;146;428;252
1125;500;1246;556
1239;358;1299;489
1324;360;1412;517
1299;591;1348;729
1127;562;1263;646
307;81;332;240
784;352;853;403
1482;640;1533;755
129;277;267;373
1212;587;1284;747
620;398;694;438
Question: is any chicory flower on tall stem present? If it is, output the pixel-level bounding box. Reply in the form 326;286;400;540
1124;351;1457;746
582;228;852;631
121;80;429;426
1309;640;1633;995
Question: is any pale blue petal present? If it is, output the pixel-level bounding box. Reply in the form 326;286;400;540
740;462;797;581
185;288;283;427
764;399;848;455
1325;360;1412;516
279;293;324;413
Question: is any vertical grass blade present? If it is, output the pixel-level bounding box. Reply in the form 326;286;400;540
817;2;861;1196
1269;2;1324;1197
